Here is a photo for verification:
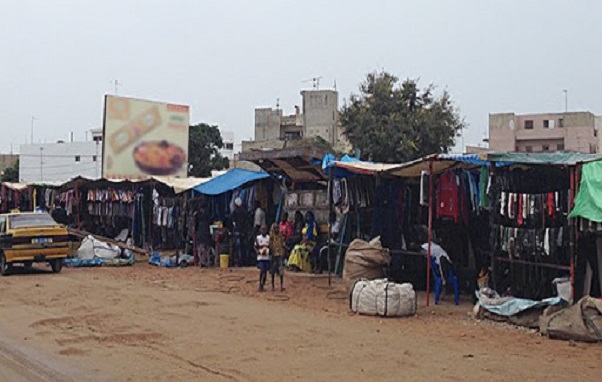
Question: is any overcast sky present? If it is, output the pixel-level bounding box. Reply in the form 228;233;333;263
2;0;601;154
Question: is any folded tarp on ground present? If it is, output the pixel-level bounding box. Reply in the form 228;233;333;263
63;256;134;267
480;295;564;317
63;258;104;267
149;252;194;267
475;288;566;328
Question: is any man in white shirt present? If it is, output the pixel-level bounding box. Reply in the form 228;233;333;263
421;239;459;305
254;202;266;230
255;225;270;292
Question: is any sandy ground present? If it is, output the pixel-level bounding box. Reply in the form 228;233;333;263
0;263;600;382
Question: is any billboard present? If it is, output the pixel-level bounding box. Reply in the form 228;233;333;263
102;95;190;179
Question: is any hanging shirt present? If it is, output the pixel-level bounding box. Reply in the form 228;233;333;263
254;207;266;228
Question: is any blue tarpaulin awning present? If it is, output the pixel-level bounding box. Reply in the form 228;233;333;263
193;169;269;195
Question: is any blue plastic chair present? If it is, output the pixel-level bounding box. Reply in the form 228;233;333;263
431;257;459;305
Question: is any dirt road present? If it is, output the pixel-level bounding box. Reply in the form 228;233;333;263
0;264;600;381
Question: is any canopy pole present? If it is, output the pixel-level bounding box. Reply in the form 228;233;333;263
75;182;81;230
426;158;434;307
327;169;334;286
1;185;5;213
569;165;576;303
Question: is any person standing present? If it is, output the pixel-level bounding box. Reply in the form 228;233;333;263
278;212;293;241
231;198;250;266
51;201;70;226
255;225;270;291
287;210;305;249
269;223;285;291
253;201;266;233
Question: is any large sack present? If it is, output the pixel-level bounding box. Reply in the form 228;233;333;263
343;237;391;292
350;279;416;317
76;235;121;260
540;296;602;342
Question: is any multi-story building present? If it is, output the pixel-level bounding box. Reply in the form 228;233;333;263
249;89;348;151
19;129;103;183
219;130;235;161
0;154;18;176
488;111;598;153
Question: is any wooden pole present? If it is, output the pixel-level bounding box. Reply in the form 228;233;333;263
569;165;576;303
328;169;334;286
75;182;82;230
1;185;6;213
426;158;434;307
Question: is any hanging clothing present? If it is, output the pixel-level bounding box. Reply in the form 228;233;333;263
436;172;460;223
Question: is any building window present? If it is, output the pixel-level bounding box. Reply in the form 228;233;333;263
590;144;597;154
543;120;549;128
284;132;302;140
542;145;549;152
524;120;534;129
525;146;533;152
225;143;234;150
558;118;564;128
557;144;564;151
75;155;81;162
92;155;97;162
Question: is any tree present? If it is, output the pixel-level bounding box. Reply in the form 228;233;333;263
188;123;230;177
1;160;19;182
340;71;465;163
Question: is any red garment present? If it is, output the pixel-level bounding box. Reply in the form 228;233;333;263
436;172;460;223
459;175;470;226
279;221;293;239
547;193;555;218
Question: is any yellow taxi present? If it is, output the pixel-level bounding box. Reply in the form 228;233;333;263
0;211;70;275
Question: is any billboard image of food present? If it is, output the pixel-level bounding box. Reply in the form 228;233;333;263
102;95;190;179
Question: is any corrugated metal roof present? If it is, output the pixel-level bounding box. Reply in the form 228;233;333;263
487;152;602;166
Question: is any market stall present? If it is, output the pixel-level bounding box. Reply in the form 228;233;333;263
193;168;274;267
325;153;497;305
487;152;602;302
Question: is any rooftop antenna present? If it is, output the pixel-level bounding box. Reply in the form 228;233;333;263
303;76;322;90
110;79;122;95
333;78;337;91
276;97;280;110
563;89;568;113
30;116;37;144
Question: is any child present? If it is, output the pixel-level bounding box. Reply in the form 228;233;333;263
254;225;270;291
216;223;231;267
269;223;285;291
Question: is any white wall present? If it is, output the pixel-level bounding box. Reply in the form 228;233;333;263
220;130;235;160
19;141;102;183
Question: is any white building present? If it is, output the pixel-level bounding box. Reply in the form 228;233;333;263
220;130;235;160
19;129;103;183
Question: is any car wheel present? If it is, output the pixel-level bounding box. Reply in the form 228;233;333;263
50;259;62;273
0;253;11;276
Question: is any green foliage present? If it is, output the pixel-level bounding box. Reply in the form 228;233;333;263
188;123;229;177
341;71;465;163
1;160;19;182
